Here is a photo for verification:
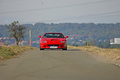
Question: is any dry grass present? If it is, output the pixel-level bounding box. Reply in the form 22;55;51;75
68;45;120;64
0;45;37;60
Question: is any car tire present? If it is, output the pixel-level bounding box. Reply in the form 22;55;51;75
40;48;44;50
62;47;67;50
40;46;44;50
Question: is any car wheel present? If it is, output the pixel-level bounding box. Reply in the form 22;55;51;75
40;48;44;50
40;46;44;50
62;47;67;50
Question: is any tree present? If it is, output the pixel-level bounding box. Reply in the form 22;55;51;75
6;21;26;45
85;40;92;46
103;41;111;48
97;41;103;48
93;40;96;46
75;44;78;47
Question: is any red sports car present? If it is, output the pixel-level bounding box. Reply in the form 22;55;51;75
38;32;68;50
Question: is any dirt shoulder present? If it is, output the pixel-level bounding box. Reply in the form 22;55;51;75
68;45;120;66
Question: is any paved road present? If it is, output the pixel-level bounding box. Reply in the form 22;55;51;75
0;49;120;80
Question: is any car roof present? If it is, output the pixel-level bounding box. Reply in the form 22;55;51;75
44;32;63;34
42;32;64;37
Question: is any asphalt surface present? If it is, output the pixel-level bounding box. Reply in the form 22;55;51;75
0;49;120;80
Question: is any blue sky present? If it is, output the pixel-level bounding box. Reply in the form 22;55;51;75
0;0;120;24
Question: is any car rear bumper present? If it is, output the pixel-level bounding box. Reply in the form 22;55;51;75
40;43;67;49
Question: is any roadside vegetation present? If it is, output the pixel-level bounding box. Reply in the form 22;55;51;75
0;45;37;60
0;21;37;60
68;45;120;64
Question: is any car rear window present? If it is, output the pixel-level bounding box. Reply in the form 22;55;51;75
43;33;64;38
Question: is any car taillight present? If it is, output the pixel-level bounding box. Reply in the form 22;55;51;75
41;41;47;43
60;41;66;43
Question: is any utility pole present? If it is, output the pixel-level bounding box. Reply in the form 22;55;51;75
29;29;31;46
0;39;1;45
0;37;3;46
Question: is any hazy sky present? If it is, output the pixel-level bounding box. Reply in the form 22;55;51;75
0;0;120;24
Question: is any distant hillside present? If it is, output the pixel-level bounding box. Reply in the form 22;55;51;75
0;23;120;46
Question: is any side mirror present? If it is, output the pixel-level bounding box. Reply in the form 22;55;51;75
65;36;68;38
38;36;41;38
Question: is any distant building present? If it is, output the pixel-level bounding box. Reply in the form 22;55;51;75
114;38;120;44
110;39;114;43
110;38;120;44
79;40;82;42
71;41;75;44
76;42;80;44
104;40;106;42
82;41;86;44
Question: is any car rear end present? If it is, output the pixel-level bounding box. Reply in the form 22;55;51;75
40;38;67;49
39;33;68;50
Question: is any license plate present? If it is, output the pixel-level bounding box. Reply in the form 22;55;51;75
50;46;57;48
